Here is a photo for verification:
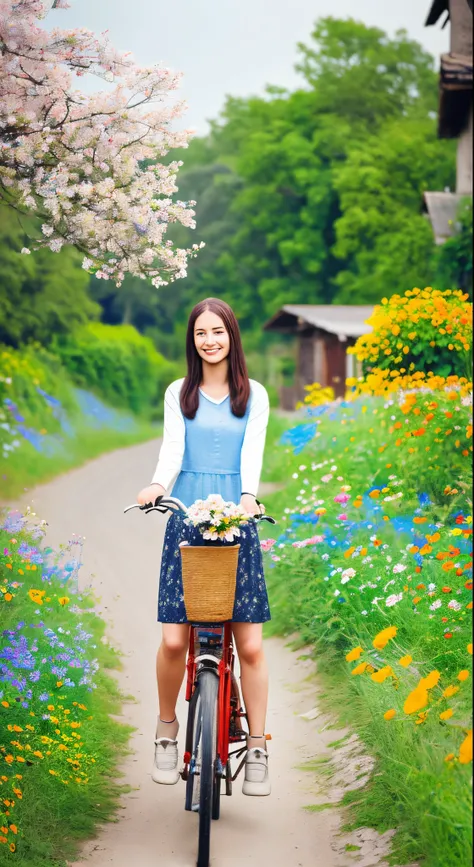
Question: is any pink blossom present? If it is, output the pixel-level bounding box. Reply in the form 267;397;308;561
260;539;276;552
292;535;324;548
341;568;356;584
386;593;403;607
0;0;200;284
334;493;350;504
337;513;348;521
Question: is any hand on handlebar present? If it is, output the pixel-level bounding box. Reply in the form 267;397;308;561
136;483;166;508
240;493;264;518
125;495;276;524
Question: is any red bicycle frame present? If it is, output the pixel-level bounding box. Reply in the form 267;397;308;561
185;622;243;766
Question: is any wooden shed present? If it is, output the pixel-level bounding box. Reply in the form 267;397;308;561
263;305;373;409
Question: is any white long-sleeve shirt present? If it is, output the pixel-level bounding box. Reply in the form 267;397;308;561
151;378;269;497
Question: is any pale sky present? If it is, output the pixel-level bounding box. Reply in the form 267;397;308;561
49;0;449;133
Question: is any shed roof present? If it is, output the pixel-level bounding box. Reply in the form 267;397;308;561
423;191;465;243
263;305;373;338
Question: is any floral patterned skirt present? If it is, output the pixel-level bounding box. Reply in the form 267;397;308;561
158;513;271;624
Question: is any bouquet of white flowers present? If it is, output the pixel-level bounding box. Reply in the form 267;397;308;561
184;494;250;543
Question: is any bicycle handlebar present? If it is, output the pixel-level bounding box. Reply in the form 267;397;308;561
123;495;276;525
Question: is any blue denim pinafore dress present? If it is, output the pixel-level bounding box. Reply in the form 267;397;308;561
158;391;270;623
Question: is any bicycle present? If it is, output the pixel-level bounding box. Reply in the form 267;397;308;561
124;495;276;867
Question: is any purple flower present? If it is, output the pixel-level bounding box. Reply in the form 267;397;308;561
1;511;25;534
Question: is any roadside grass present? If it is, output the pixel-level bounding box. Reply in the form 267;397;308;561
0;515;133;865
261;392;473;867
1;418;159;501
1;345;160;501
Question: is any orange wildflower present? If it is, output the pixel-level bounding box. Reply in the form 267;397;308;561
383;709;396;721
459;730;472;765
372;626;397;650
420;670;440;690
345;646;364;663
404;686;429;715
440;709;454;720
371;666;394;684
351;662;368;676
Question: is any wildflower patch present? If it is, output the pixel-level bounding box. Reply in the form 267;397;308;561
0;510;129;862
262;371;472;867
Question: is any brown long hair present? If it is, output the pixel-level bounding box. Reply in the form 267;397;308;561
180;298;250;419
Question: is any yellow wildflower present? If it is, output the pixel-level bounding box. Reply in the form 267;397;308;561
372;626;397;650
351;662;368;676
440;709;454;721
404;686;429;715
345;646;364;662
420;670;440;690
443;685;460;698
383;709;396;720
371;666;394;684
459;730;472;765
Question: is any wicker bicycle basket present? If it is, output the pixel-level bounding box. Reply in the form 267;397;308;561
180;543;240;622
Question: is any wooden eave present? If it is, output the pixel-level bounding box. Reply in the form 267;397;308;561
263;309;301;333
436;52;473;137
426;0;450;26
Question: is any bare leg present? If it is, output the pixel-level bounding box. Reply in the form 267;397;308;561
232;623;268;750
156;623;189;736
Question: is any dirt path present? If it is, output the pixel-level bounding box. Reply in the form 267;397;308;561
14;440;355;867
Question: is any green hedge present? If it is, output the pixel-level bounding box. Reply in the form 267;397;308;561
52;323;180;415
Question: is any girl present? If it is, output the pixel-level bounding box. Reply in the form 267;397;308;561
136;298;271;797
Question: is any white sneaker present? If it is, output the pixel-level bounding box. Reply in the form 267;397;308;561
152;737;180;785
242;747;271;796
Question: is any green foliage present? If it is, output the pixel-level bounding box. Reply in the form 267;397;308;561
295;18;438;123
118;15;452;355
331;119;455;302
435;198;473;296
52;323;181;415
0;344;77;438
0;343;157;498
0;207;99;348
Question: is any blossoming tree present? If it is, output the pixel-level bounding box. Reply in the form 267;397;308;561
0;0;201;285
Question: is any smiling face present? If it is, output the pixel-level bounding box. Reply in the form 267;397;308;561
194;309;230;365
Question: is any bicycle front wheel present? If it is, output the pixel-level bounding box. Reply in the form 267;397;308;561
185;668;219;867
